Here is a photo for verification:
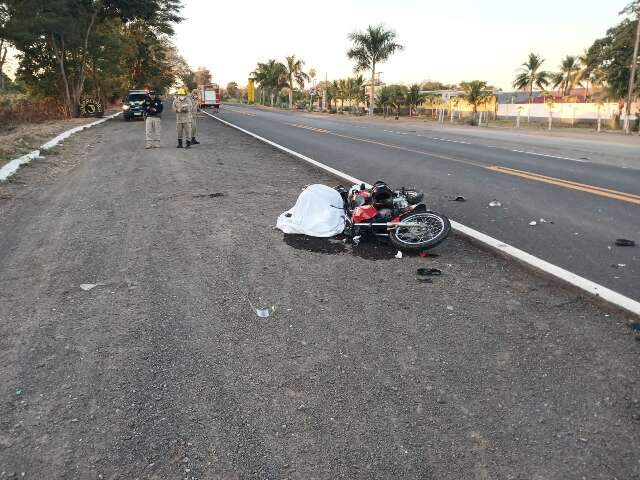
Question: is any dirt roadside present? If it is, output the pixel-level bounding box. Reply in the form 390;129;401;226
0;109;119;168
0;110;638;479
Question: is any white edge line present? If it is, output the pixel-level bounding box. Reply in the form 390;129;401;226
202;110;640;318
0;111;122;182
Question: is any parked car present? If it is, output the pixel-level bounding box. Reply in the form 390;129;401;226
122;90;149;121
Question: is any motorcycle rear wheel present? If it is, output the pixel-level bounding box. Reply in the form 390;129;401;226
389;211;451;252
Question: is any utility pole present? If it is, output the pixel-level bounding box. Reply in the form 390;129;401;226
624;2;640;134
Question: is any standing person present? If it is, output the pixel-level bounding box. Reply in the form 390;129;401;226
143;90;163;149
190;89;200;145
172;87;193;148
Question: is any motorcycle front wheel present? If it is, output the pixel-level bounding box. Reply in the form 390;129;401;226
389;211;451;252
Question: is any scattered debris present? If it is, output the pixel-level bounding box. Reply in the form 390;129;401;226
488;200;502;207
15;389;22;396
395;251;403;259
539;218;547;223
254;306;275;318
453;196;466;202
249;300;275;318
615;239;636;247
193;192;224;199
419;251;439;258
417;268;442;276
529;221;537;226
352;235;362;246
418;278;433;284
611;264;627;269
80;283;100;291
446;305;454;311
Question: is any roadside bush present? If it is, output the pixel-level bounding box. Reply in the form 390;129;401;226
465;117;478;126
0;95;66;129
330;108;337;114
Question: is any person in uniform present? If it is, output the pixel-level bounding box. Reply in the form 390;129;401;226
143;90;163;149
172;87;193;148
190;89;200;145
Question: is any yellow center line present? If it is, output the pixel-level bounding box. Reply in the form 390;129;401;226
288;123;329;133
487;166;640;201
488;166;640;205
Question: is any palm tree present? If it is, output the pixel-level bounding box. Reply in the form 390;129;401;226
375;85;392;117
553;56;582;96
284;55;309;109
405;84;426;116
381;84;408;119
577;49;593;100
460;80;494;119
343;76;366;113
350;75;366;113
337;79;348;111
347;24;404;116
308;68;317;108
251;59;286;106
330;80;341;111
512;53;550;122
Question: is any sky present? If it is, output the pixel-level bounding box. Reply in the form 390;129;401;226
175;0;632;91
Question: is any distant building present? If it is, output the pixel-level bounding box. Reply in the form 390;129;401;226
419;90;463;101
495;91;545;104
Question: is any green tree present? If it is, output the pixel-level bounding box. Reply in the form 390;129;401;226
328;80;341;110
405;83;425;116
0;2;11;92
226;81;239;98
284;54;308;109
552;55;582;96
587;17;639;101
251;59;286;106
388;84;408;118
460;80;494;117
193;66;211;85
349;75;366;112
5;0;183;116
512;53;550;121
347;24;403;116
420;80;454;91
375;85;391;117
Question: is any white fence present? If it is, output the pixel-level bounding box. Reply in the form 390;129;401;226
497;102;637;122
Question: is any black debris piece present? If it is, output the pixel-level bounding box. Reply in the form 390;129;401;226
417;268;443;276
615;239;635;247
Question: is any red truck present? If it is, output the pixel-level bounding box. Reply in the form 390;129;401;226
197;84;221;111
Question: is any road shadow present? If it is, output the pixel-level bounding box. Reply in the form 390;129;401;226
282;234;409;261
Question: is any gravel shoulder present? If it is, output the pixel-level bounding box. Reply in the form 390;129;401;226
0;109;638;479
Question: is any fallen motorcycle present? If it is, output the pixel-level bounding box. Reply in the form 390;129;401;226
335;181;451;252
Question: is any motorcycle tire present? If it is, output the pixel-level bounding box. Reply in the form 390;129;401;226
389;211;451;252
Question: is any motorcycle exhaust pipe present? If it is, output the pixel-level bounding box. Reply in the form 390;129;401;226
353;222;425;228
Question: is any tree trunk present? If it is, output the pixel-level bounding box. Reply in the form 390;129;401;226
369;63;375;116
51;34;73;117
528;83;533;123
71;7;99;117
289;74;293;109
0;39;7;91
624;10;640;134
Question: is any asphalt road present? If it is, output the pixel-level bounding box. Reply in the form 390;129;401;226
213;104;640;300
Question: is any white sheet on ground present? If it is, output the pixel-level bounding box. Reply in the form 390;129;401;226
276;184;346;237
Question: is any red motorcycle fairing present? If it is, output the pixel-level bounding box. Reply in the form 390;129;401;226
352;204;378;223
